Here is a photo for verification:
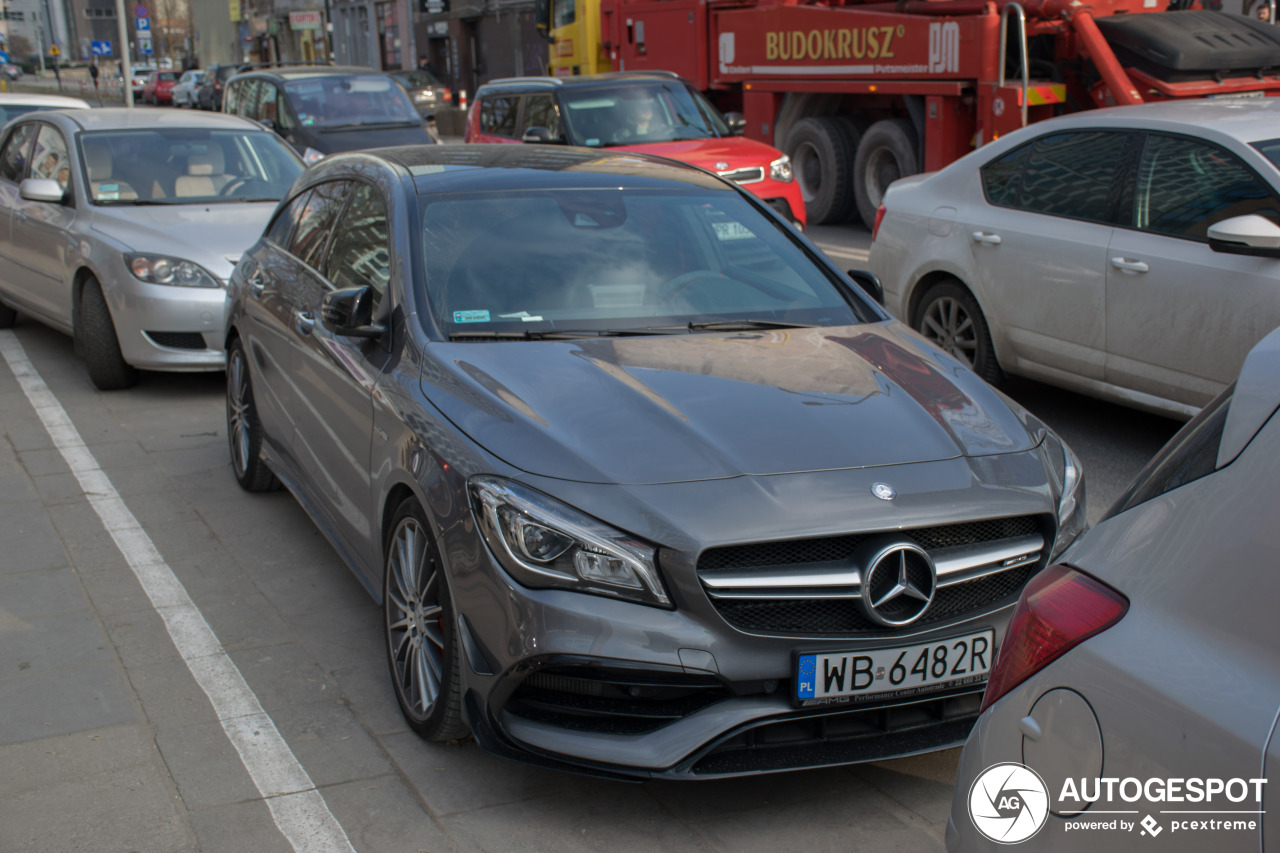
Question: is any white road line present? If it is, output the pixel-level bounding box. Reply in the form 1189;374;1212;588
0;331;356;853
815;244;871;261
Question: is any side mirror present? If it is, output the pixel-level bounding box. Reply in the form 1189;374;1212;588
846;269;884;305
20;177;66;204
1207;214;1280;258
724;111;747;136
321;286;386;338
534;0;552;39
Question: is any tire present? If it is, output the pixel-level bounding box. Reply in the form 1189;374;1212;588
912;279;1004;385
854;118;919;231
226;337;280;492
79;280;138;390
384;498;468;742
784;116;856;225
0;299;16;328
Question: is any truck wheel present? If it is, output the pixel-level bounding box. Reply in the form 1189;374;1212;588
785;117;855;225
912;279;1004;385
854;119;919;230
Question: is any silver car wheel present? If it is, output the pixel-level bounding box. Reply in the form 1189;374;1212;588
387;516;446;718
228;350;252;474
225;338;279;492
921;296;977;368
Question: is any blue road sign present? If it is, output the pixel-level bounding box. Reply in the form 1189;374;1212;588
136;16;150;31
91;40;111;55
0;51;9;64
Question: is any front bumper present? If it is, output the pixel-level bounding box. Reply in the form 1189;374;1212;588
102;267;229;371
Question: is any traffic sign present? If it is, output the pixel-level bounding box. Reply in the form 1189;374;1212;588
91;40;111;55
136;16;150;31
139;36;153;54
0;51;9;64
135;4;148;16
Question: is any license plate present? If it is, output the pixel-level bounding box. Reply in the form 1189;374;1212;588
795;629;994;705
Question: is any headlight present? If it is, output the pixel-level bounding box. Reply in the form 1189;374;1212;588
469;476;671;608
126;254;221;288
1040;429;1085;559
414;91;433;102
302;147;325;166
770;154;793;183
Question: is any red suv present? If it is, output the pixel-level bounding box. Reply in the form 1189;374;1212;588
466;72;805;228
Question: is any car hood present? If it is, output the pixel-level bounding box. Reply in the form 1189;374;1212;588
614;136;783;172
299;124;435;154
420;322;1037;485
89;203;278;280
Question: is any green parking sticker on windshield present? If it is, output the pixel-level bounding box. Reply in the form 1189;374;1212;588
453;310;490;323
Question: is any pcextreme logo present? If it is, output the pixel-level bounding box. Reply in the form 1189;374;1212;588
968;763;1050;844
968;762;1268;843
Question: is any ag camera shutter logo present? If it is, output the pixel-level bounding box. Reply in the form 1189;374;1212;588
968;762;1050;844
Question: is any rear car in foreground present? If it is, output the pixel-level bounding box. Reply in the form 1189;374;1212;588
225;145;1084;779
0;109;303;389
947;326;1280;850
870;98;1280;420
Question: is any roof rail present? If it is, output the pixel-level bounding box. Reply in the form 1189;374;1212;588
486;76;563;86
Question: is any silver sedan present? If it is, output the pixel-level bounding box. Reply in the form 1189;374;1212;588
946;325;1280;850
870;98;1280;421
0;108;303;389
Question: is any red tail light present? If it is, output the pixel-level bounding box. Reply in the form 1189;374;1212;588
444;88;452;101
871;204;886;241
980;564;1128;713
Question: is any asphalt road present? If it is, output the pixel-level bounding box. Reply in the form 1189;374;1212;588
0;224;1182;853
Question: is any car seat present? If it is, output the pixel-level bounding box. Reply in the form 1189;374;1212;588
82;140;138;202
175;146;233;197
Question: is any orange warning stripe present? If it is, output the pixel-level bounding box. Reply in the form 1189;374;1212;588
1018;84;1067;106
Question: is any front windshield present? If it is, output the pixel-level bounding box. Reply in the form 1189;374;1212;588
422;189;860;338
80;128;304;205
284;75;421;128
559;82;730;147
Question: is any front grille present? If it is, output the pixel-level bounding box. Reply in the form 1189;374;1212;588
700;517;1041;573
146;331;207;350
505;666;734;735
698;516;1049;636
713;562;1038;635
718;166;765;185
690;690;982;775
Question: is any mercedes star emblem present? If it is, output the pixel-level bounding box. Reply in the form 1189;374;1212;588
861;543;937;627
871;482;896;501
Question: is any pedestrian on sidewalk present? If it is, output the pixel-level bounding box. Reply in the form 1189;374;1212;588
89;61;100;91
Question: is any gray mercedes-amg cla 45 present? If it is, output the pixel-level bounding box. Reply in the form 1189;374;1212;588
225;144;1086;779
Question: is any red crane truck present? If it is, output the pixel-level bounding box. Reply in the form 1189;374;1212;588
574;0;1280;225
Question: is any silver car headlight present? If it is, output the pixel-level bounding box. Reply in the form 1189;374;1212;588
126;254;221;288
769;154;793;183
302;147;325;166
469;476;671;608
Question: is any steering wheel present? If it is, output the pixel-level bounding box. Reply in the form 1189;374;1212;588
657;269;735;302
219;177;265;198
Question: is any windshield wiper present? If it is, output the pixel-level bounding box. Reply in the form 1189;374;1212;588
321;120;420;131
449;327;682;341
686;319;815;331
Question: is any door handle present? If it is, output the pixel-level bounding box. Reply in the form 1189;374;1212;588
971;231;1002;245
247;272;266;297
1109;257;1150;273
294;309;315;335
15;210;27;223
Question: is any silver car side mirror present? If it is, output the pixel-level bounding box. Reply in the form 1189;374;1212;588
1207;214;1280;258
20;178;66;204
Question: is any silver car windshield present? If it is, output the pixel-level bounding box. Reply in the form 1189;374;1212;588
80;128;303;205
422;189;861;338
284;75;422;128
560;83;730;147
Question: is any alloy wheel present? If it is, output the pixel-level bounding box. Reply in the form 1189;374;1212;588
386;517;446;719
921;296;977;368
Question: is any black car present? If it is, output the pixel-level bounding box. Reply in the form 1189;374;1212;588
223;66;436;165
196;63;248;111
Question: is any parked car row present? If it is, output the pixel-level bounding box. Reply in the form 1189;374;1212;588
0;75;1274;842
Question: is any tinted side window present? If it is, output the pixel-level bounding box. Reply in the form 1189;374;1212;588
289;182;350;269
1104;386;1233;520
479;95;519;137
1135;134;1280;239
1017;131;1130;222
225;78;254;115
325;183;390;311
265;189;311;247
524;94;562;139
0;123;38;182
31;124;71;193
981;143;1031;207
